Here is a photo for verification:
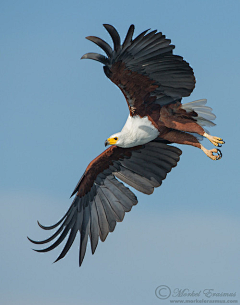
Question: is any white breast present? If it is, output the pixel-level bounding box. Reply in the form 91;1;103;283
119;115;159;148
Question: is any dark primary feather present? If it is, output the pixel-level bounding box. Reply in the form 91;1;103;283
103;24;121;52
28;140;181;266
86;36;112;57
89;199;99;254
81;24;195;114
81;52;109;65
122;24;135;50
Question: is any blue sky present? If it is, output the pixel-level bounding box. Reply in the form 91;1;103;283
1;1;240;304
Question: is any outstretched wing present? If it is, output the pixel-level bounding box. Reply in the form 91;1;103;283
28;140;182;266
82;24;195;116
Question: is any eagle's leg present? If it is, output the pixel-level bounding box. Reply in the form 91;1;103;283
160;129;222;160
203;132;225;147
159;106;225;147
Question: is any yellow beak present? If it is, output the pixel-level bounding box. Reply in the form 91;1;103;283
104;138;117;146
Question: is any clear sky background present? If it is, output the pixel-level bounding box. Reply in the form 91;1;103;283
1;1;240;304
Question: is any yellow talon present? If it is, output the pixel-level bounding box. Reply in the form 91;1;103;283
203;133;225;147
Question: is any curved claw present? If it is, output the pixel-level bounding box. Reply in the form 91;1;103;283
209;148;222;160
201;145;222;160
213;148;222;160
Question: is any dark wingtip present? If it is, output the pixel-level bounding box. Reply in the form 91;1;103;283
103;24;121;52
102;23;111;29
32;248;43;253
27;236;36;243
81;52;109;65
53;256;62;264
85;36;112;58
70;192;75;199
91;243;97;255
79;256;84;267
81;54;88;60
37;220;54;230
37;220;43;227
129;24;135;35
122;24;135;50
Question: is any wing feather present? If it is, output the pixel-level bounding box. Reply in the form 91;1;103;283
86;36;112;57
33;213;77;253
29;140;182;265
122;24;135;50
79;199;91;266
54;214;80;263
82;24;195;114
89;199;99;254
94;194;109;242
97;187;117;232
100;186;125;221
103;24;121;52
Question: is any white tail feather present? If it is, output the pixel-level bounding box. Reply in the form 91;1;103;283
182;99;207;108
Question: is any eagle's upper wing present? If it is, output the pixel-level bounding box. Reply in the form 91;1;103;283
82;24;195;116
28;140;181;266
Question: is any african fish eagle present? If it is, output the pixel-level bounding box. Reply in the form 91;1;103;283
28;24;225;266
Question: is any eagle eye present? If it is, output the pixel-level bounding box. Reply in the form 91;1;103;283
114;137;118;141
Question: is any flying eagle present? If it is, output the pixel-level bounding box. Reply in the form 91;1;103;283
29;24;224;266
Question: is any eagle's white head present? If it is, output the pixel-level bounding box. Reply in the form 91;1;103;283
105;132;129;148
104;115;159;148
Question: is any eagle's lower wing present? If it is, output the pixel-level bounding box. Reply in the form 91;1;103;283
82;24;195;116
28;140;181;266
